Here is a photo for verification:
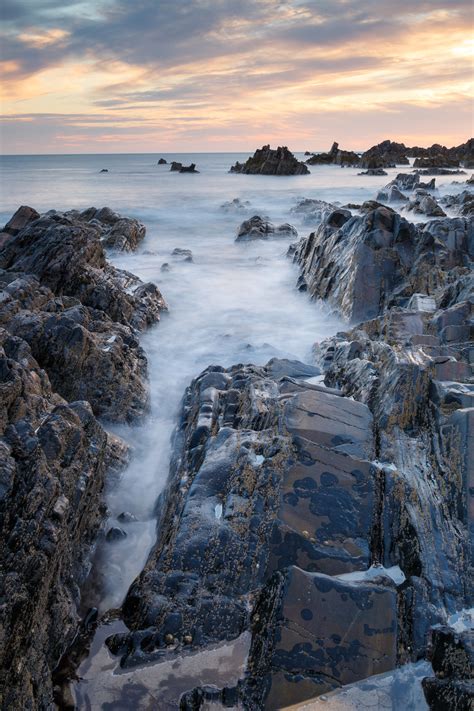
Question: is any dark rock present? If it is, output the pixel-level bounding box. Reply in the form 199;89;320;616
376;185;408;203
170;161;182;171
292;207;472;323
359;140;409;168
0;207;166;331
106;526;127;542
0;329;118;709
99;169;108;173
236;215;298;242
117;511;138;523
230;145;309;175
441;190;474;217
414;155;460;169
423;627;474;710
157;158;167;164
415;168;467;176
406;190;447;217
161;262;171;272
358;168;388;176
306;141;360;167
65;206;147;252
179;163;199;173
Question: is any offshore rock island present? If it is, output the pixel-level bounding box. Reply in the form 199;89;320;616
0;142;473;711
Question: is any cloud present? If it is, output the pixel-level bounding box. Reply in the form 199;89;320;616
0;0;472;152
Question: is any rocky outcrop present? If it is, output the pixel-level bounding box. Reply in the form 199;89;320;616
292;207;472;323
158;158;167;164
405;190;447;217
0;203;168;707
0;207;166;332
0;329;119;709
441;190;474;217
236;215;298;242
179;163;199;173
305;141;359;167
230;146;309;176
409;139;474;169
170;161;182;171
359;140;410;169
376;184;408;203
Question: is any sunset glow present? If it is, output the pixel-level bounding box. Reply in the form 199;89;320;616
1;0;473;153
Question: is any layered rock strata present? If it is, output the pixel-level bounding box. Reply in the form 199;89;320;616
0;205;165;708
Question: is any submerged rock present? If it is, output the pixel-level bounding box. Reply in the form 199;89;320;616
230;145;309;175
170;161;182;171
358;168;388;176
290;198;338;225
158;158;167;164
171;247;193;262
236;215;298;241
219;198;251;213
179;163;199;173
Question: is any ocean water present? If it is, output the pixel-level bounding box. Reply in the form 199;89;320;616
0;153;466;611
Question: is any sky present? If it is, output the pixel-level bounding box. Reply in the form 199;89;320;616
1;0;473;154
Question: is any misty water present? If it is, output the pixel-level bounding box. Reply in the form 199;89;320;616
0;152;467;613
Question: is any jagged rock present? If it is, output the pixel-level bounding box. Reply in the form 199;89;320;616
422;627;474;710
290;198;338;225
408;139;474;168
99;168;108;173
157;158;167;164
292;207;472;322
414;155;460;169
179;163;199;173
441;190;474;217
236;215;298;242
415;168;466;176
0;328;118;709
376;185;408;203
358;168;388;175
406;190;447;217
170;161;182;171
61;206;147;252
359;140;409;169
230;145;309;175
467;175;474;185
0;207;166;331
306;141;359;167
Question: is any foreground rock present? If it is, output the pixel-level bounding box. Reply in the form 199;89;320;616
230;145;309;175
0;329;121;708
236;215;298;241
405;190;447;217
305;141;359;167
0;207;166;424
441;190;474;217
63;206;146;252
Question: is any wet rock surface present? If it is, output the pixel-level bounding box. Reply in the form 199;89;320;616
236;215;298;241
0;208;166;422
0;328;115;709
0;205;166;707
230;145;309;175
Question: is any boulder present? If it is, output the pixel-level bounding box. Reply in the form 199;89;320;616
157;158;167;164
376;185;408;203
230;145;309;175
170;161;182;171
171;247;193;262
236;215;298;241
